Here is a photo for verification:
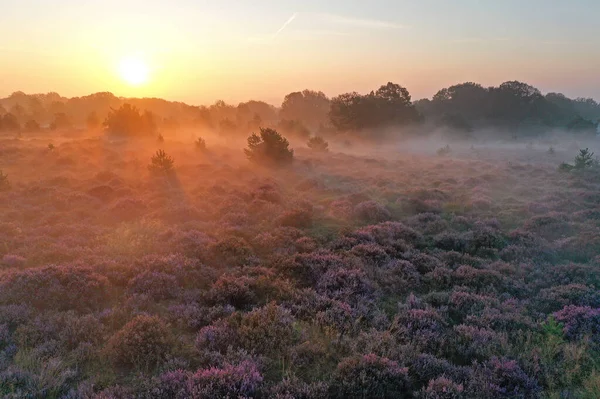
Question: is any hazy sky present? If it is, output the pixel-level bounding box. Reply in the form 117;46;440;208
1;0;599;105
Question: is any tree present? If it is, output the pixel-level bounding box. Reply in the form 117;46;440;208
24;119;40;132
280;90;331;129
278;119;311;139
1;113;20;132
307;136;329;152
86;111;101;130
244;128;294;166
329;92;371;131
104;104;156;136
432;82;489;121
50;113;72;130
372;82;420;125
329;83;420;133
148;149;175;175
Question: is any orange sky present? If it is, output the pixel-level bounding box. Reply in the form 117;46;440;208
2;0;599;105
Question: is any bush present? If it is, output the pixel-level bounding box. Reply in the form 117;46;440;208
244;128;294;166
108;315;172;370
148;149;175;175
560;148;599;171
329;354;410;399
104;104;157;136
468;357;540;398
307;136;329;152
237;303;299;356
574;148;596;169
436;145;451;157
127;271;179;300
419;376;464;399
188;360;263;399
195;137;207;151
0;266;109;312
277;208;313;228
353;201;391;223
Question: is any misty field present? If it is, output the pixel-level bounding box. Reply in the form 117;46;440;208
0;130;600;398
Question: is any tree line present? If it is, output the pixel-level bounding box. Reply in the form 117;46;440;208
1;81;599;139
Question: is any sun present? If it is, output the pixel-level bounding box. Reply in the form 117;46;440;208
119;57;150;86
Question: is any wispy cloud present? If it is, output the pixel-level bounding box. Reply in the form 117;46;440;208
313;13;409;30
450;37;510;44
273;13;298;38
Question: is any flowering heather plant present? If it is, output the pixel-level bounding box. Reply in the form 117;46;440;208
188;360;263;399
418;376;465;399
127;271;179;300
329;354;410;399
353;201;392;223
0;266;109;312
108;315;173;370
553;305;600;342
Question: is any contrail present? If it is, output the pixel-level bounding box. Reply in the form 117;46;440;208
273;13;298;38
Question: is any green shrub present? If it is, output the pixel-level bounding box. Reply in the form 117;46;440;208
108;315;172;370
574;148;596;169
244;128;294;166
148;149;175;175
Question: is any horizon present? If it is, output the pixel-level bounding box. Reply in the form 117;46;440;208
2;0;600;105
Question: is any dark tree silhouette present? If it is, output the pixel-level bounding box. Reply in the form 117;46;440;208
87;111;101;130
104;104;157;136
1;113;20;131
330;83;420;133
281;90;331;129
245;128;294;166
50;113;72;130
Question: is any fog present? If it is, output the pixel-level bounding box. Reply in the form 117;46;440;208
0;83;600;398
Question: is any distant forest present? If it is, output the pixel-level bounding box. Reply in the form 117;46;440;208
1;81;599;139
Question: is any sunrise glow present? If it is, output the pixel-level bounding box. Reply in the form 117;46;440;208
118;56;150;87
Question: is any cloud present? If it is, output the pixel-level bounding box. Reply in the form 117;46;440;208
273;13;298;38
313;13;409;30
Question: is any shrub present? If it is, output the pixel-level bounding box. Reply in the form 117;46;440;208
307;136;329;152
436;145;451;157
317;268;375;306
0;266;109;312
188;360;263;399
148;149;175;175
244;128;294;166
127;271;179;300
277;208;313;229
560;148;599;171
574;148;596;169
108;315;172;370
468;357;541;398
104;104;157;136
553;305;600;341
195;137;207;151
419;376;464;399
266;377;329;399
353;201;391;223
329;354;410;399
237;303;299;356
0;170;9;191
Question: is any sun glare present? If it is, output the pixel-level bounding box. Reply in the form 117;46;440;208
119;57;150;86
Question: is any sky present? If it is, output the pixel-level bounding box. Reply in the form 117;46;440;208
1;0;599;106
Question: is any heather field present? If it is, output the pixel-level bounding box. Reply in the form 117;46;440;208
1;132;600;398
